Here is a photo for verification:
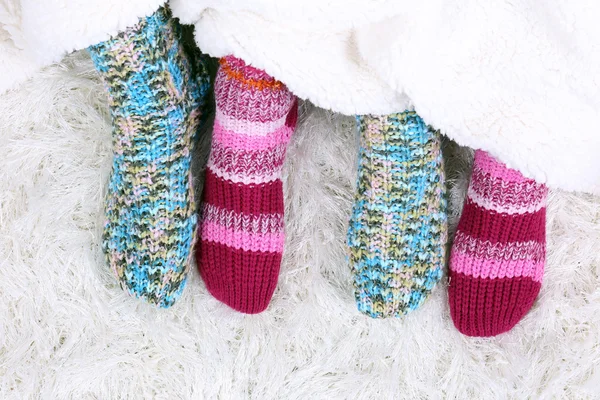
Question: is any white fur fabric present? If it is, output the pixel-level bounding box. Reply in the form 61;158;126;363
1;0;599;192
172;0;600;194
0;0;163;93
1;51;600;398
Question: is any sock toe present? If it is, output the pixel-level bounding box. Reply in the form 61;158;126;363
448;271;541;337
199;241;281;314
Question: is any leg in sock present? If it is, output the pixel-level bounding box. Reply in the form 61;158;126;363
89;7;211;307
347;112;447;318
198;56;298;314
448;150;548;336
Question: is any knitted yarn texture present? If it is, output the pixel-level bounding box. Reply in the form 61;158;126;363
448;150;548;336
197;56;298;314
347;112;447;318
89;7;211;308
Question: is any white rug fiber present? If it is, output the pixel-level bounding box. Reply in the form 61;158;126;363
1;52;600;399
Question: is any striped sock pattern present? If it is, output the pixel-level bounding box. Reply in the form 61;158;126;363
89;7;211;308
198;56;298;314
448;150;548;336
347;112;448;318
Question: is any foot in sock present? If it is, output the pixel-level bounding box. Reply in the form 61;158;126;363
347;112;447;318
448;150;548;336
198;56;298;314
89;7;211;307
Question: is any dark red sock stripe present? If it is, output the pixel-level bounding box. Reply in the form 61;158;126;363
202;168;284;215
198;240;281;314
458;199;546;244
448;270;541;337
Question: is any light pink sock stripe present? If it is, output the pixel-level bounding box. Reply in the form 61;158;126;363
471;165;546;192
201;221;285;253
206;165;281;185
207;142;286;185
469;168;548;210
215;109;289;136
452;231;545;262
467;185;546;215
209;141;288;164
474;150;542;185
450;250;544;282
212;120;293;151
201;203;284;234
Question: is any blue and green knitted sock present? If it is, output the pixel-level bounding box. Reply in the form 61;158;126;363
347;112;447;318
88;7;211;308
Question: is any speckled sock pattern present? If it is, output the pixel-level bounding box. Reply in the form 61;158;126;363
89;7;211;307
347;112;447;318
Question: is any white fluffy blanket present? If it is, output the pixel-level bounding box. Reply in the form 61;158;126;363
1;1;599;193
1;51;600;399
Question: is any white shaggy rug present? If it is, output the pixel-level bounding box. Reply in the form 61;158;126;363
1;52;600;399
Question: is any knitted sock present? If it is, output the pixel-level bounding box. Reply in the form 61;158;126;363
448;150;548;336
89;7;211;308
198;56;298;314
347;112;447;318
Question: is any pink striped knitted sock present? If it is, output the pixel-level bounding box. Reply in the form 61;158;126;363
449;150;548;336
198;56;298;314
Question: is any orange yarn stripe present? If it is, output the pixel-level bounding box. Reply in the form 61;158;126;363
219;58;284;91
